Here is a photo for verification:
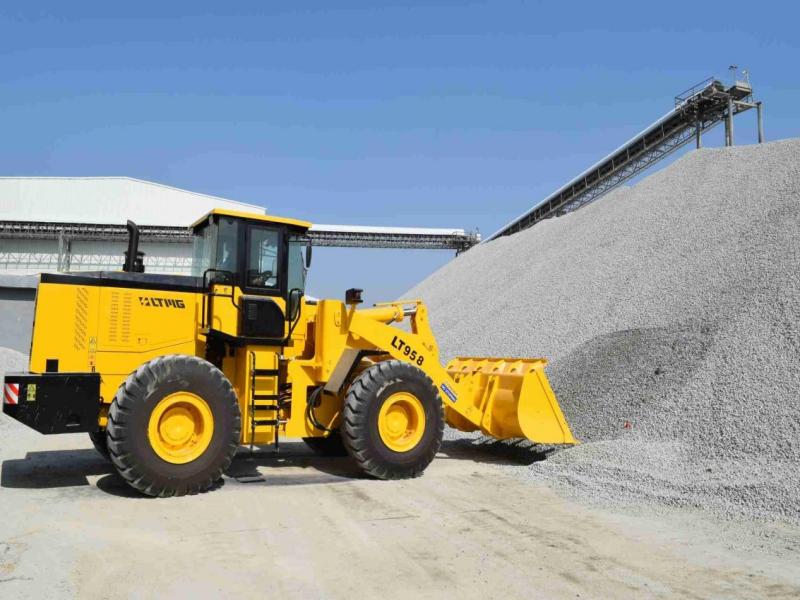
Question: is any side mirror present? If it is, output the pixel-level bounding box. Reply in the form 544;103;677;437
305;240;313;268
287;288;303;322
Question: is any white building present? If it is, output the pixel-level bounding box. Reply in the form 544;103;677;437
0;177;265;277
0;177;477;353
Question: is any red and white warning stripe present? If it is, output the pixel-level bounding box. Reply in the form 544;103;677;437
3;383;19;405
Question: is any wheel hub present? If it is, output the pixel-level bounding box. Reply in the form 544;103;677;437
148;392;214;464
378;392;425;452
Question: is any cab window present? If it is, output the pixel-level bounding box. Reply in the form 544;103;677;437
287;236;308;295
247;227;280;289
191;216;239;282
217;217;239;275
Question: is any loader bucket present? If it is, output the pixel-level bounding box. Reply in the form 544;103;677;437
444;357;577;445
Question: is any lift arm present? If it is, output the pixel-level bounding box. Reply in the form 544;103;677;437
345;301;576;444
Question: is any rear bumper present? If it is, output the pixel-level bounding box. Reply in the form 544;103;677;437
2;372;100;434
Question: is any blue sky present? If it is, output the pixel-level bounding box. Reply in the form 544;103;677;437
1;1;797;302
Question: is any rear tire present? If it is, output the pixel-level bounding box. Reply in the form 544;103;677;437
89;431;110;461
106;355;241;497
342;360;444;479
303;431;348;457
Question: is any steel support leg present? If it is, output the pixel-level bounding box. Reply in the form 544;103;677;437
757;102;764;143
726;97;734;146
724;115;730;147
57;230;71;272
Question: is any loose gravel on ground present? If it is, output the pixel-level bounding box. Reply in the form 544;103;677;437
406;138;800;523
0;347;28;433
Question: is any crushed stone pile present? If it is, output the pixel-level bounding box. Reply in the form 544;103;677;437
0;347;26;381
406;138;800;522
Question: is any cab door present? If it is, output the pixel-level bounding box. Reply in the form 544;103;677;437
239;223;287;340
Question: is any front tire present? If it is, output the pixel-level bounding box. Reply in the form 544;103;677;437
342;360;444;479
106;355;241;497
89;431;110;461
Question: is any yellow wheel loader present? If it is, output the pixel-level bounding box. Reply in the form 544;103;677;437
2;209;576;497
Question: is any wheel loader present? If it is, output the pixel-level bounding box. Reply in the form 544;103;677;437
2;209;576;497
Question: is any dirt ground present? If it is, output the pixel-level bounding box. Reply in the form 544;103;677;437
1;423;799;599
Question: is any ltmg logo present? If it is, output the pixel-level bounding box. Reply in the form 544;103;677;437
138;296;186;309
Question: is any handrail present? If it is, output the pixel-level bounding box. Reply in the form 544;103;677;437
674;77;716;106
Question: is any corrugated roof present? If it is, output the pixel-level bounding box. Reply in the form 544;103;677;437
0;177;265;226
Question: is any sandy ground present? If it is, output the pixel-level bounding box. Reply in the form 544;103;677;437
1;421;799;599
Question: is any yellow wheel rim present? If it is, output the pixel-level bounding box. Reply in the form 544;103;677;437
378;392;426;452
147;392;214;464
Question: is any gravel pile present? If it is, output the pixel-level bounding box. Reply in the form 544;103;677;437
407;138;800;522
0;347;26;380
0;287;35;354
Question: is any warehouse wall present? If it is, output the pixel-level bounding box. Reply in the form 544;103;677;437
0;286;34;354
0;239;194;275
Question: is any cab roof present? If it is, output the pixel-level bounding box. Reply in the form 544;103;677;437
191;208;312;230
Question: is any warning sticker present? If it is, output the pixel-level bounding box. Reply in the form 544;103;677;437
3;383;19;405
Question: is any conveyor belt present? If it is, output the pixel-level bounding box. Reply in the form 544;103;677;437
0;220;480;252
487;78;759;241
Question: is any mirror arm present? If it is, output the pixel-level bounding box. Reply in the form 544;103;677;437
284;288;304;340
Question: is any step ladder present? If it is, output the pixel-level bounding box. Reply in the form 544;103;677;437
248;352;285;453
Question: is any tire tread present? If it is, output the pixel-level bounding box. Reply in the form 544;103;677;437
106;355;241;498
341;359;444;480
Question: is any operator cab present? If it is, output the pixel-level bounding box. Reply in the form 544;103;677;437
190;209;313;341
191;209;312;295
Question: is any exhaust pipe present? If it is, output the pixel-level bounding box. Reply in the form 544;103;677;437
123;220;145;273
